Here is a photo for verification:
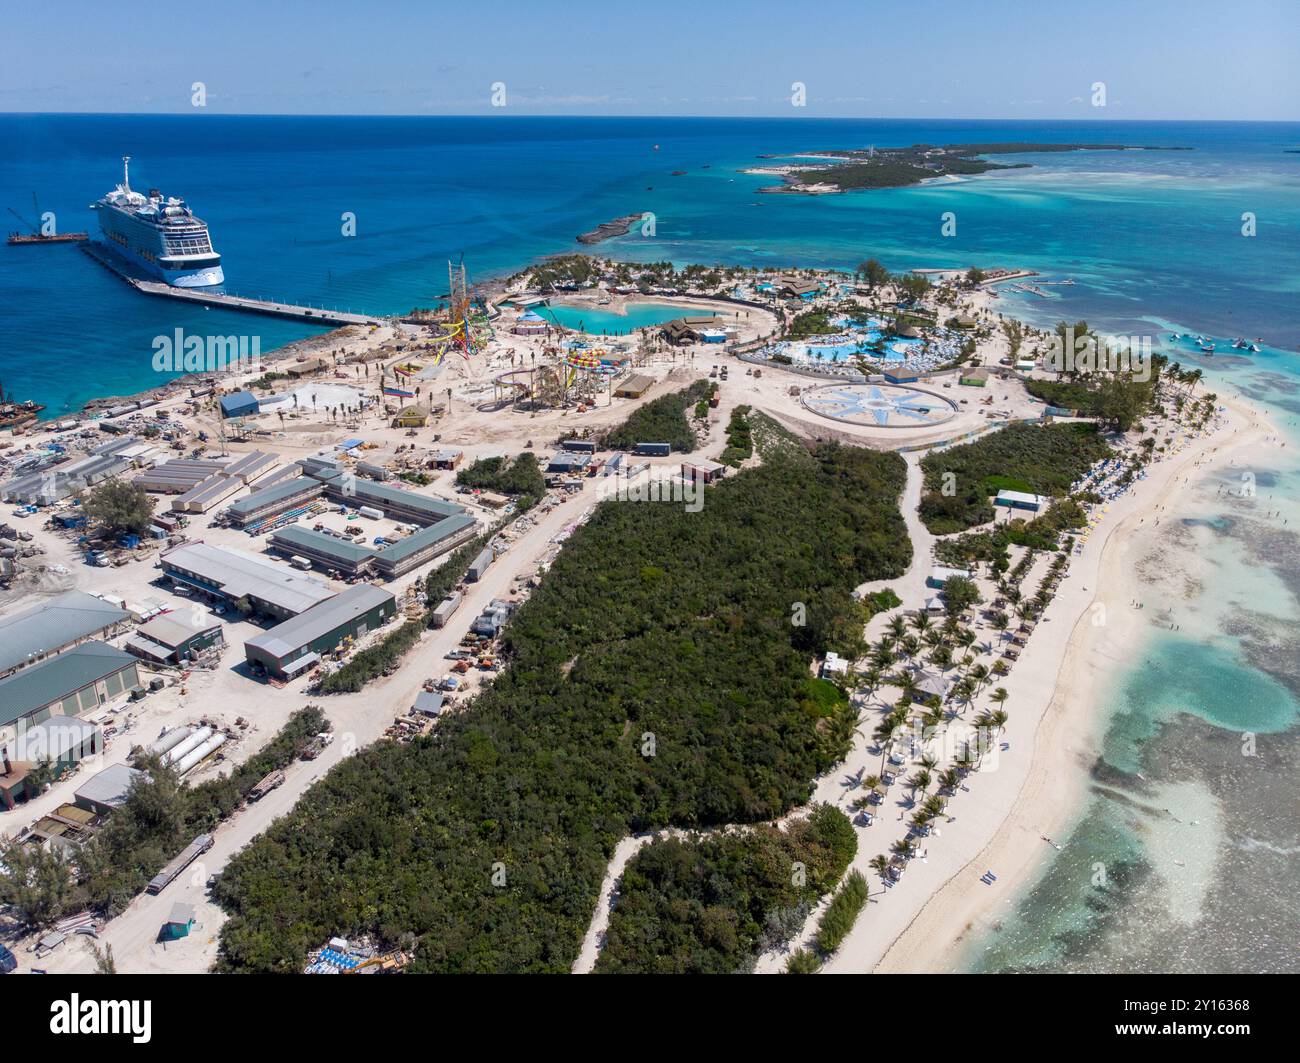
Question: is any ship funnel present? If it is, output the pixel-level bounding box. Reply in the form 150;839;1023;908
122;155;132;192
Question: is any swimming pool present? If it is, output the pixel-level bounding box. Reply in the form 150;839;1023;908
541;301;713;335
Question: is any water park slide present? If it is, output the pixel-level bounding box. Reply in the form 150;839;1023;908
493;367;534;401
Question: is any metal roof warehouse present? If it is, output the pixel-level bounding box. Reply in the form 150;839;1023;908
245;584;397;679
160;542;336;618
0;643;141;734
0;590;130;678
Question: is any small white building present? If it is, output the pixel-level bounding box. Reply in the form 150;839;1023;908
995;490;1049;513
927;566;975;589
821;652;849;677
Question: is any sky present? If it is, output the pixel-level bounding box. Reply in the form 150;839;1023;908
3;0;1298;120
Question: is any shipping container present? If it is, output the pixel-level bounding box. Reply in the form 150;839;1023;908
633;442;671;457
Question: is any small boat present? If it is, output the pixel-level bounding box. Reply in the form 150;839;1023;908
1200;343;1215;353
1170;333;1181;341
1250;343;1261;352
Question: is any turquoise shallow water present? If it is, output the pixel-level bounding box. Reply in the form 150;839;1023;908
1101;633;1298;774
539;301;707;335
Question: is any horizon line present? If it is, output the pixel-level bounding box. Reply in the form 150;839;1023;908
3;111;1299;125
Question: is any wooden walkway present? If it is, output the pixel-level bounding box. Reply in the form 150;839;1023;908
82;242;382;327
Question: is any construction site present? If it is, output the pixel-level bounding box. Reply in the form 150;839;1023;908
0;255;1030;974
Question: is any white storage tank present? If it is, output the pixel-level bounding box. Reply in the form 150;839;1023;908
147;726;194;758
176;733;227;775
163;725;213;766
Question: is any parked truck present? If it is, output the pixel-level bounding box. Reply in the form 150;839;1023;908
146;833;214;895
248;770;286;802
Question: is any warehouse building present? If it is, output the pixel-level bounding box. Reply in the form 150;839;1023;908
0;590;130;679
371;515;479;578
310;470;465;525
270;513;479;580
160;542;335;620
0;643;141;742
268;525;377;578
682;459;726;485
225;476;325;527
0;436;138;505
245;584;398;680
8;717;102;778
547;452;591;474
219;391;259;419
74;763;147;816
124;614;224;666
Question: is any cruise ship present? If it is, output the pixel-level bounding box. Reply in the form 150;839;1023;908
91;157;223;287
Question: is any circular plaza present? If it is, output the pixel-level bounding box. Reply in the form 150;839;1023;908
800;382;957;429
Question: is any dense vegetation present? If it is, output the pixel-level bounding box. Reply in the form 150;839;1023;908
919;422;1112;534
720;405;754;467
934;498;1088;567
594;805;856;973
1026;376;1156;432
602;380;713;452
455;453;546;511
214;441;909;972
0;708;327;926
787;309;839;337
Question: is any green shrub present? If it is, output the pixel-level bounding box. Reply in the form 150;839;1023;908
814;869;869;953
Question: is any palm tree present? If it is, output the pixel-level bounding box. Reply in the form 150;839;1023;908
895;671;919;702
890;839;916;862
990;687;1009;712
977;708;1010;734
887;615;909;640
911;612;933;635
909;768;932;800
870;854;892;882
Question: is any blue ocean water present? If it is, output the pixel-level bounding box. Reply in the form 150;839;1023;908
2;115;1299;415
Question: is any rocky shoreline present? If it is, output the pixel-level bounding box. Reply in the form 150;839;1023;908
576;213;643;245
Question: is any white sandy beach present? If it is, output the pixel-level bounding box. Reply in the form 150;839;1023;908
833;395;1278;974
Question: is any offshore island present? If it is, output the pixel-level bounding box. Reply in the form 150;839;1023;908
746;141;1192;193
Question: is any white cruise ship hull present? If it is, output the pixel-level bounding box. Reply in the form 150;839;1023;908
93;166;225;288
165;262;225;287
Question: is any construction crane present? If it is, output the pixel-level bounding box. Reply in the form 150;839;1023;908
6;191;87;245
7;197;39;235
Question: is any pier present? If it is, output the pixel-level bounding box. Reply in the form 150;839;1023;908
82;242;383;328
